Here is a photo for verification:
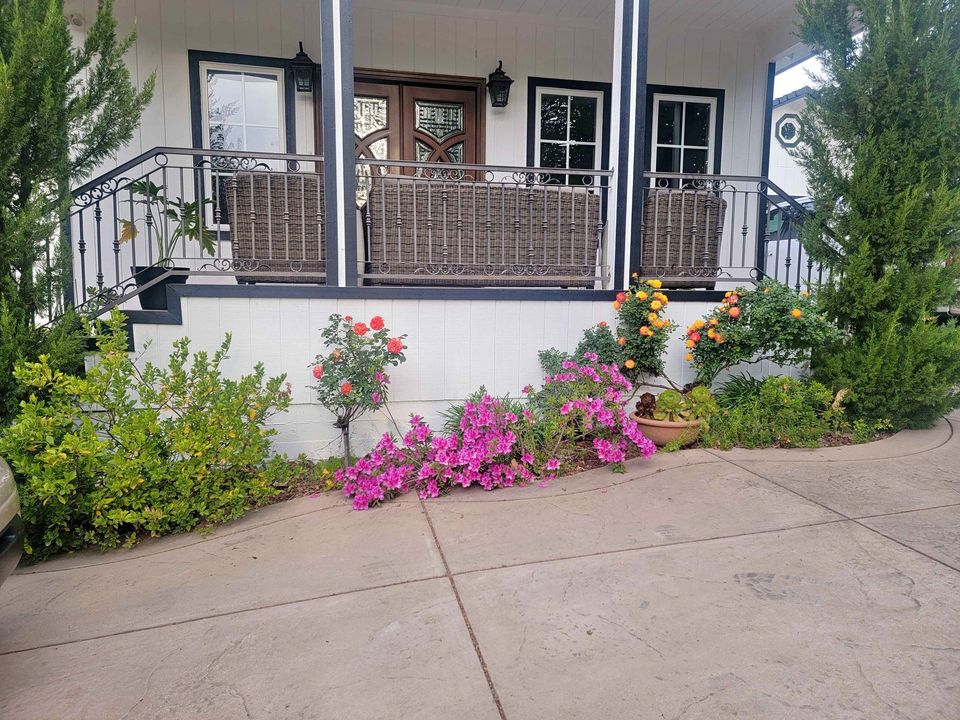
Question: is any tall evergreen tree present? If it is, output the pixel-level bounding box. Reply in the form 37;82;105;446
797;0;960;427
0;0;153;423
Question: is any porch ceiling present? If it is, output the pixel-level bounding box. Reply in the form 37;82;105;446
374;0;799;33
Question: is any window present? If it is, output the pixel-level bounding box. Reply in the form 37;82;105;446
200;62;286;155
650;93;718;177
534;87;604;185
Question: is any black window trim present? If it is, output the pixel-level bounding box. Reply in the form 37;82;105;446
188;49;298;153
644;84;725;175
525;77;613;173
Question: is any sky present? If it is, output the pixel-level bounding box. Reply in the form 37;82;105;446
774;56;823;98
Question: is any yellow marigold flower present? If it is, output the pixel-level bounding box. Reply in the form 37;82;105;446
625;359;636;369
800;290;810;297
685;339;695;348
684;353;694;362
650;300;663;311
637;290;648;301
647;278;662;289
647;312;658;322
791;308;803;318
724;291;732;298
654;319;666;329
706;328;716;338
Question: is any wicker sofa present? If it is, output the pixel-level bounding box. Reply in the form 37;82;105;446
639;188;726;287
228;171;325;283
362;175;603;287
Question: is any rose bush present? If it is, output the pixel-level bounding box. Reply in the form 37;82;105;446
311;313;407;463
337;353;656;509
684;279;840;385
613;276;676;378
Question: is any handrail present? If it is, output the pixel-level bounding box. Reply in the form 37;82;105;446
72;146;326;198
356;157;614;177
642;171;810;216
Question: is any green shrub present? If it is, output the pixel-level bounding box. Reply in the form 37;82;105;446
0;311;292;560
538;347;572;376
796;1;960;427
704;375;839;449
574;323;623;366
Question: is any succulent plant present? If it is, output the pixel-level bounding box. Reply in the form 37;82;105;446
653;389;692;423
635;392;657;418
685;385;718;421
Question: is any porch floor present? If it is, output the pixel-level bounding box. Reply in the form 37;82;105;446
2;418;960;719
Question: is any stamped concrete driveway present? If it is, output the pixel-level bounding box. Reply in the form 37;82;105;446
1;418;959;719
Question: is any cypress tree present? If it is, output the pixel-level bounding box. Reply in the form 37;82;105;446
0;0;153;423
797;0;960;428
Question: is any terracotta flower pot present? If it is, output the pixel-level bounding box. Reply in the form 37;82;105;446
631;413;701;447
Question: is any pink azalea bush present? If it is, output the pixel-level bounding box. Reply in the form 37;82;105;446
338;352;656;510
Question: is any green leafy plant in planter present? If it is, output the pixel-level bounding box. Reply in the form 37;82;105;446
118;179;216;308
634;386;717;447
310;313;408;466
652;389;690;422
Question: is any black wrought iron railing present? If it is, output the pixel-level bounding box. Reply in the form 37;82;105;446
355;159;613;288
68;147;326;312
639;172;825;289
64;148;825;313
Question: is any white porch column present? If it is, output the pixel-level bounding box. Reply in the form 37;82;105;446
609;0;649;290
320;0;357;286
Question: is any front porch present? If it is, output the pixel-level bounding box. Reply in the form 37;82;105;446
64;0;818;315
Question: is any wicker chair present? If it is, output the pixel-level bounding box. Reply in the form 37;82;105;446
639;188;727;288
362;176;602;287
228;172;325;283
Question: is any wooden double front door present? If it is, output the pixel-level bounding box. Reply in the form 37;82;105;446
353;78;481;165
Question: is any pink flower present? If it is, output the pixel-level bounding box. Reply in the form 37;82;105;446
545;458;560;471
371;392;382;405
312;364;323;379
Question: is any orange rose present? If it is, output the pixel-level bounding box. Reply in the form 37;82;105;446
340;382;353;395
791;308;803;318
370;315;385;331
617;336;627;346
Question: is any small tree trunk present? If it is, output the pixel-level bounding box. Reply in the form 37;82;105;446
340;421;351;468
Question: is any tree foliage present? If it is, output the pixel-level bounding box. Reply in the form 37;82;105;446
797;0;960;426
0;0;153;423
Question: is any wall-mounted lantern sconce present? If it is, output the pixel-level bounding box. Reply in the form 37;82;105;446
290;42;315;93
486;60;513;108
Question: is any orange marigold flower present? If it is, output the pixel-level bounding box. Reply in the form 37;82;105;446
791;308;803;318
728;307;741;319
340;382;353;395
617;336;627;346
612;300;621;311
353;322;369;336
370;315;385;330
625;359;636;369
684;353;694;362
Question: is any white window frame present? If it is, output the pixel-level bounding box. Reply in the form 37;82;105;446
534;87;604;183
650;93;717;178
199;61;287;155
199;61;286;230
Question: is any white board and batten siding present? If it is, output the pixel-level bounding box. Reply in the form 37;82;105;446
66;0;785;180
130;295;729;456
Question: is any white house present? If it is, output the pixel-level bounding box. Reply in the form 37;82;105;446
65;0;818;456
